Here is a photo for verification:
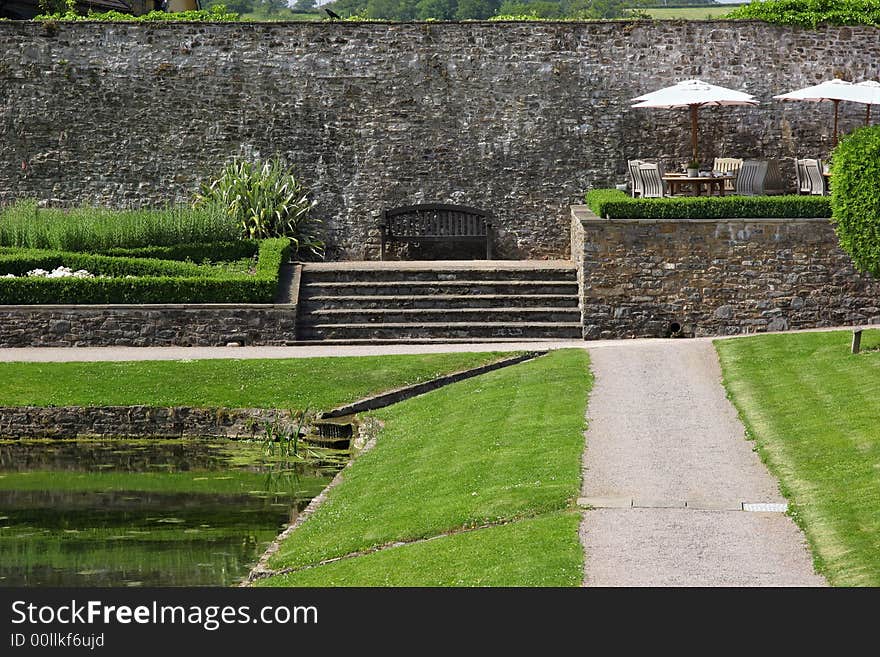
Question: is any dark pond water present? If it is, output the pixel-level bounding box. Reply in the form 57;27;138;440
0;440;342;587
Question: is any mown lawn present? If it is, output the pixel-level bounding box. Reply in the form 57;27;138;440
0;353;511;410
258;349;591;586
715;330;880;586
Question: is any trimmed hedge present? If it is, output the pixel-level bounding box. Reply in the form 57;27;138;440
0;239;289;305
97;242;258;262
585;189;832;220
830;126;880;277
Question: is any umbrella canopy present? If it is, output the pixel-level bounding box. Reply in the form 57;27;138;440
773;78;880;145
631;79;759;163
854;81;880;124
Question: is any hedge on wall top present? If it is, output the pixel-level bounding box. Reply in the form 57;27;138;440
830;125;880;277
727;0;880;28
584;189;832;220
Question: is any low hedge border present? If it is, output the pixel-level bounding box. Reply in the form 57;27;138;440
97;242;258;262
585;189;833;220
0;239;289;305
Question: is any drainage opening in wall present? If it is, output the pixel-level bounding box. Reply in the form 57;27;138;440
667;322;683;338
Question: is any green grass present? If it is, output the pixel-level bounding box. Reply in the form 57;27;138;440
0;353;512;410
715;330;880;586
261;349;591;585
642;6;739;19
0;200;240;252
257;512;582;587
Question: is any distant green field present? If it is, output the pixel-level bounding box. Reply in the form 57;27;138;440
642;6;739;19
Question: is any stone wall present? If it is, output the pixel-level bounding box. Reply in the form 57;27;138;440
1;21;878;259
0;304;297;347
0;405;296;439
572;207;880;338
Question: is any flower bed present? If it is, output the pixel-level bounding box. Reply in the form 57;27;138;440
0;239;289;305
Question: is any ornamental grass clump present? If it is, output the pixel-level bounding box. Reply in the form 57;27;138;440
195;157;325;260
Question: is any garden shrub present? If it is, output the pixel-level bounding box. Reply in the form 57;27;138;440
830;126;880;277
97;241;258;262
585;189;832;219
0;239;289;305
35;3;238;21
727;0;880;28
195;157;325;259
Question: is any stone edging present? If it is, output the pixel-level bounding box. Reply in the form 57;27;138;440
319;351;545;418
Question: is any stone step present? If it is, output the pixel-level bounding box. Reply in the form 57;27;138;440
301;307;583;324
298;322;584;340
301;294;581;310
301;264;577;283
301;280;579;297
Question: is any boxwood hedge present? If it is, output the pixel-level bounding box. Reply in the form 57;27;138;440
830;126;880;277
585;189;832;220
0;238;289;305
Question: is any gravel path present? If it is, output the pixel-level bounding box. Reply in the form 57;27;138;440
580;340;824;587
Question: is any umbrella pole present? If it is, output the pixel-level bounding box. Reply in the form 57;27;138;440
690;104;699;163
833;99;840;148
867;105;871;126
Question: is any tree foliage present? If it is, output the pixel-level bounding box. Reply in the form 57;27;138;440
830;126;880;277
727;0;880;28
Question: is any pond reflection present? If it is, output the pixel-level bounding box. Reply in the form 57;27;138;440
0;439;341;587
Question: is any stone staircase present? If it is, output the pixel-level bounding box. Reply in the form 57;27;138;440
295;261;582;342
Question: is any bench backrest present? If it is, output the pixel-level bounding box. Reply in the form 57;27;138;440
382;204;492;237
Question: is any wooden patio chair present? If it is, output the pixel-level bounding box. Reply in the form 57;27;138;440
802;159;827;196
627;159;643;198
795;158;812;194
713;157;742;192
637;162;666;198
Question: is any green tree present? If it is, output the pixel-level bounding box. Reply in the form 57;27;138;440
416;0;457;19
293;0;318;11
830;126;880;277
455;0;499;19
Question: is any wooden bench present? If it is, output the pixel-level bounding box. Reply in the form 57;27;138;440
377;204;493;260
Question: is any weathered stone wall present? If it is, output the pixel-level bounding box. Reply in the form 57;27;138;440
0;405;296;439
572;207;880;338
0;304;296;346
1;20;878;259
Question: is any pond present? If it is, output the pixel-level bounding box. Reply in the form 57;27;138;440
0;439;343;587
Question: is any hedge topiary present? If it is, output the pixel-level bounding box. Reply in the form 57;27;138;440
830;126;880;277
584;189;832;220
0;238;289;305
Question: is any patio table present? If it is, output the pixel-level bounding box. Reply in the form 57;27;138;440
662;174;734;197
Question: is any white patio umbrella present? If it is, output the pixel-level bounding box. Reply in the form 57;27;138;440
631;79;759;163
773;78;880;146
854;81;880;125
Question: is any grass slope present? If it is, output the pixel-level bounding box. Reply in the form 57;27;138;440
262;349;591;585
643;6;738;19
715;330;880;586
257;512;582;587
0;353;510;410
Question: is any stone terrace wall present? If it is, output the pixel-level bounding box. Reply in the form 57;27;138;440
571;207;880;338
0;304;297;346
1;21;878;259
0;406;295;439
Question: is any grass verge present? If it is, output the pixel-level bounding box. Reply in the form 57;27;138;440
260;349;591;586
0;352;512;409
715;329;880;586
256;512;582;587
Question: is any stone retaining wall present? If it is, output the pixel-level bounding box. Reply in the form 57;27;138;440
0;405;296;439
572;206;880;338
2;21;879;259
0;304;297;347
